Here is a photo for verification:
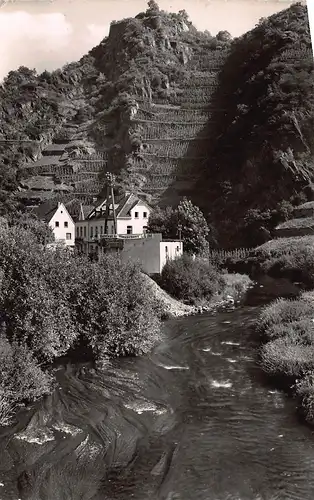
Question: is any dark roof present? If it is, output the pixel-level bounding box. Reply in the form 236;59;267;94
31;201;59;222
87;192;151;220
78;204;94;221
117;193;141;217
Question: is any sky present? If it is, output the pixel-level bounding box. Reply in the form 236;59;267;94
0;0;310;80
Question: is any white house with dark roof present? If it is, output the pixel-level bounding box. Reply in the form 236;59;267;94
74;191;183;273
75;192;152;253
32;201;75;247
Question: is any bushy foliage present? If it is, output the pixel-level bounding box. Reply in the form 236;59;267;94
0;215;161;418
148;198;209;255
0;337;52;402
158;255;224;304
72;255;160;359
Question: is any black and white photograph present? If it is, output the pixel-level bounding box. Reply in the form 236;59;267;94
0;0;313;498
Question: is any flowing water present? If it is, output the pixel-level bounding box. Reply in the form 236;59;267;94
1;278;314;500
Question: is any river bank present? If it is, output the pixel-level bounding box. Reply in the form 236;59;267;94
2;278;314;500
142;272;253;318
258;288;314;426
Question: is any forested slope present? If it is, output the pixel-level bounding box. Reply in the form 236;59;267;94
196;2;314;247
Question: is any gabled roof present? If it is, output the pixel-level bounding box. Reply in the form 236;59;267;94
31;201;73;224
31;201;59;222
86;192;152;221
79;204;94;221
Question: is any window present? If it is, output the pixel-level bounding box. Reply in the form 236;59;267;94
135;211;139;218
90;227;94;238
84;226;86;238
127;226;133;235
143;212;147;218
100;225;103;235
55;221;59;227
95;226;98;236
80;226;83;237
66;233;72;240
165;246;168;252
76;227;79;237
176;245;180;252
64;221;68;228
165;246;169;259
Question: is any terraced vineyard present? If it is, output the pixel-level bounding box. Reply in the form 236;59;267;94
20;124;108;205
126;48;228;204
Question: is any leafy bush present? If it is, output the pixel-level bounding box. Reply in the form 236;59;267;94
158;255;224;304
0;215;161;415
73;255;160;359
0;337;52;402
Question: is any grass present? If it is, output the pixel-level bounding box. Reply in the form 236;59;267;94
248;236;314;285
275;217;314;230
258;291;314;423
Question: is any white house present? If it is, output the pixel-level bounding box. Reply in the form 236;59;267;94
74;191;183;273
75;192;152;254
32;201;75;247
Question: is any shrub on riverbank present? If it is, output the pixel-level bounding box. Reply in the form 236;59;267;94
0;216;161;423
248;236;314;285
157;255;225;305
258;292;314;423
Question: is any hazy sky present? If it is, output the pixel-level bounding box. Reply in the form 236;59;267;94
0;0;310;80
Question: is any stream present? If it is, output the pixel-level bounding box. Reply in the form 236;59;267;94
1;277;314;500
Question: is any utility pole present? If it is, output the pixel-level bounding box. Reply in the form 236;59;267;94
104;172;117;235
178;223;182;241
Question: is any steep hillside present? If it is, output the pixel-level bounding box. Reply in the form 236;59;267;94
83;4;231;205
196;2;314;247
0;58;99;212
1;1;313;251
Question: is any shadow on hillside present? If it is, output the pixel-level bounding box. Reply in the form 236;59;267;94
157;115;212;209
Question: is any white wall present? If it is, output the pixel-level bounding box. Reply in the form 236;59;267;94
160;241;183;273
120;234;162;275
75;201;151;250
49;203;75;247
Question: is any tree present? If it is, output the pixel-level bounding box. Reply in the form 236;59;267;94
148;198;210;255
147;0;160;12
10;212;54;245
216;30;232;42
